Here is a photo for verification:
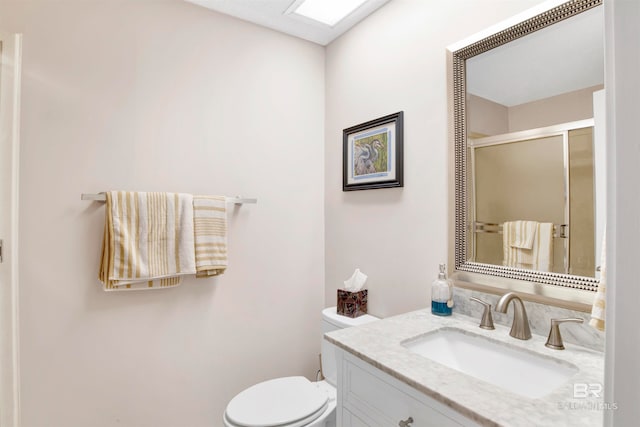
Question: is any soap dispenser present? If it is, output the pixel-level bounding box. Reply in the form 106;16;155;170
431;263;453;316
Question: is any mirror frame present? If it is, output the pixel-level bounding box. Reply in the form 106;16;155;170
448;0;602;307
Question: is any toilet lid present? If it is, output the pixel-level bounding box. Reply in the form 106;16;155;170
225;376;329;427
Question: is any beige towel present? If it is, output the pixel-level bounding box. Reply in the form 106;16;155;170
503;221;554;271
193;195;228;277
508;220;537;249
99;191;196;291
589;230;606;331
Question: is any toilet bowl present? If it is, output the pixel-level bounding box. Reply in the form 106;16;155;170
223;307;378;427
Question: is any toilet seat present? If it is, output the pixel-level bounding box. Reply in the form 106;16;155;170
224;376;333;427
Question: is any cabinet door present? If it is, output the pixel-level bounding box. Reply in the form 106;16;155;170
342;408;371;427
338;349;480;427
343;359;463;426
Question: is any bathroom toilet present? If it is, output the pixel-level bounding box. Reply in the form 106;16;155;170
223;307;378;427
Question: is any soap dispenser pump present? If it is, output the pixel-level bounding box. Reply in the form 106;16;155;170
431;263;453;316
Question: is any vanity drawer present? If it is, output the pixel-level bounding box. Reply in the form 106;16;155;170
342;357;464;427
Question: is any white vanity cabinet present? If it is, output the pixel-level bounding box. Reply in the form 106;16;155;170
336;349;478;427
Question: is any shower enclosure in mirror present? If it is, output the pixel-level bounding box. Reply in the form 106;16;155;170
449;0;603;300
469;121;597;277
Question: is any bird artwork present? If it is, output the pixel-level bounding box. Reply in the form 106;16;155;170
353;137;388;177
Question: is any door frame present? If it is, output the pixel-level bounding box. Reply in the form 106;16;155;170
0;32;22;427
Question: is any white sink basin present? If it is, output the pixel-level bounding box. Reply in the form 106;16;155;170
402;327;578;398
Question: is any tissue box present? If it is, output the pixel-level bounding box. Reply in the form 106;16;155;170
337;289;368;318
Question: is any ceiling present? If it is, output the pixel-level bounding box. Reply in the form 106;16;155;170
466;5;604;107
183;1;603;106
184;0;391;46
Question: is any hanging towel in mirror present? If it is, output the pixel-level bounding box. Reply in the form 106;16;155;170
503;221;554;271
193;195;228;277
507;220;537;249
99;191;196;291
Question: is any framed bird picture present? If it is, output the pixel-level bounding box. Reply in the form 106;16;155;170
343;111;404;191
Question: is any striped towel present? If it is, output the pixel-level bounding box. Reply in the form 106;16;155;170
99;191;196;291
193;195;228;277
590;229;606;331
507;220;537;249
503;221;554;272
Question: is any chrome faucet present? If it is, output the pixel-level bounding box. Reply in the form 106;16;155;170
495;292;532;340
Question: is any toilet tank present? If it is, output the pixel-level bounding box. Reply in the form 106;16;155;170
321;307;378;387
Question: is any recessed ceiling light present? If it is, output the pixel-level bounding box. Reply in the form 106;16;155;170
287;0;370;27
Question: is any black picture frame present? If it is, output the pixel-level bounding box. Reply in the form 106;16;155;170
342;111;404;191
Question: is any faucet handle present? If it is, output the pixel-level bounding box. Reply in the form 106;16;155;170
545;318;584;350
470;297;495;330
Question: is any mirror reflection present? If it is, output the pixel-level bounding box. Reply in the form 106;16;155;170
464;5;604;280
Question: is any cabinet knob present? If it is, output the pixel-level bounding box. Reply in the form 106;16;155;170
398;416;414;427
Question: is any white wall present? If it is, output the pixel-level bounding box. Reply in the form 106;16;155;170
324;0;543;318
605;0;640;424
469;85;602;137
508;85;601;132
467;93;509;136
1;1;325;426
4;0;639;424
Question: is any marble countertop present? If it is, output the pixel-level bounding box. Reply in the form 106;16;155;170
325;309;605;427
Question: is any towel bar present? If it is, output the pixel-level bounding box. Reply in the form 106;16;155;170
473;221;568;239
81;193;257;205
